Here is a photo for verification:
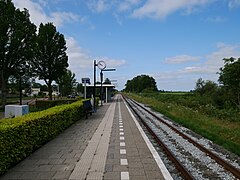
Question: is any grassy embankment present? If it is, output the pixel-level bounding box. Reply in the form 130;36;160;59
126;92;240;156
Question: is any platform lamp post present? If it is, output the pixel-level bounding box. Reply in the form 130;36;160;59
100;70;103;106
101;68;116;106
18;69;25;106
93;60;97;110
19;77;22;105
93;60;106;110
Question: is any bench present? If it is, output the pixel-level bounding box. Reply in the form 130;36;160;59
83;100;95;119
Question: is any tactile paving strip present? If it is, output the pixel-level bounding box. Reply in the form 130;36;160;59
69;101;116;180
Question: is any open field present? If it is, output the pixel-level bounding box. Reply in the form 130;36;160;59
126;92;240;156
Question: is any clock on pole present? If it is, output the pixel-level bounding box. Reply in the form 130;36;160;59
97;61;106;70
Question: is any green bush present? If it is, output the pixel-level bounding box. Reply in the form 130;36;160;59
35;99;77;109
0;100;84;175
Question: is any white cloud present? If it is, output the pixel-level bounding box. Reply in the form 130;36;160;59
113;13;123;25
66;37;126;82
205;16;227;23
228;0;240;9
13;0;83;27
153;43;240;90
182;66;216;74
118;0;141;12
165;43;240;76
180;43;240;75
86;0;141;13
206;42;240;68
131;0;212;20
87;0;110;13
165;55;201;64
66;37;92;70
95;57;126;68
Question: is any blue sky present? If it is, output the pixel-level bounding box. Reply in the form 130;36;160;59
13;0;240;91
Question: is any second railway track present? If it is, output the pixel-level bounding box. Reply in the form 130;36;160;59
122;94;240;180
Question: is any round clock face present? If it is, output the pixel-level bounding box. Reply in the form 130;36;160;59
97;61;106;70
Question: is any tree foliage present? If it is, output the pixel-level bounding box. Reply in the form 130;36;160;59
56;69;76;96
76;83;83;94
8;75;32;95
194;57;240;109
219;57;240;108
103;78;111;84
195;78;218;96
31;23;68;100
124;75;158;93
0;0;36;107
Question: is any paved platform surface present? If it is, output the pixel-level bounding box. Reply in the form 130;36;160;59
1;95;171;180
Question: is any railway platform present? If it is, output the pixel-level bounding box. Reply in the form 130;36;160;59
0;94;172;180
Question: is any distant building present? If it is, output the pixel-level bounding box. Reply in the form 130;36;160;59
42;91;59;96
29;88;41;96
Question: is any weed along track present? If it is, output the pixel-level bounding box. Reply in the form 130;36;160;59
122;94;240;179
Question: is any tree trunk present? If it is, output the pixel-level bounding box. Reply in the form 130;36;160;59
1;72;7;108
47;83;52;100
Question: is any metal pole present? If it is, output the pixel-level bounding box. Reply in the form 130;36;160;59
84;81;86;99
106;86;108;103
100;70;103;106
93;60;96;110
19;77;22;105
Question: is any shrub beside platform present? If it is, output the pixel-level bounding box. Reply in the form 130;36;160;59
0;100;84;175
35;99;77;109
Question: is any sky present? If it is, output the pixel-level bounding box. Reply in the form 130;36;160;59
12;0;240;91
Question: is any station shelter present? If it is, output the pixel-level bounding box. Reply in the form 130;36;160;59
85;84;115;103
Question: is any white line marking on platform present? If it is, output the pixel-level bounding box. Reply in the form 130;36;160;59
120;159;128;165
121;172;129;180
123;96;173;180
120;149;126;154
119;128;124;131
119;125;123;128
120;142;126;147
120;136;125;140
120;132;124;135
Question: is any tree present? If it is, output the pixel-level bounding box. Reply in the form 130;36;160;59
0;0;36;107
56;69;77;96
219;57;240;108
8;75;32;95
195;78;218;96
32;82;42;88
103;78;111;84
124;75;158;93
76;83;84;94
31;23;68;100
40;84;48;92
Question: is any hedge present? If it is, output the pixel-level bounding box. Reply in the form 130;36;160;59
0;100;84;175
35;99;77;109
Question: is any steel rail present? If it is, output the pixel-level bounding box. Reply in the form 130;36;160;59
125;95;240;179
123;95;194;179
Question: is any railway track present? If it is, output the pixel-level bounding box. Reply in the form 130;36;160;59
122;95;240;180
